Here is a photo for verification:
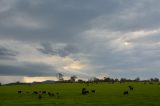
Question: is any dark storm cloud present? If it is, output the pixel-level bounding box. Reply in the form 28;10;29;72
0;0;135;42
37;43;78;57
0;0;160;41
0;62;57;76
88;0;160;32
0;47;17;60
37;43;56;56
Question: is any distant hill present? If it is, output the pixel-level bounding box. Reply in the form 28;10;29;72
4;80;56;85
32;80;56;84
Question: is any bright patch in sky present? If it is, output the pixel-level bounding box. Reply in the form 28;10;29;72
124;42;129;46
63;61;86;70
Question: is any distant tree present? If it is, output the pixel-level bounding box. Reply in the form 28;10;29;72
89;77;99;82
56;73;64;81
16;81;20;84
93;77;99;82
154;78;159;82
70;75;77;82
114;78;119;82
104;77;115;82
150;78;159;82
120;78;127;82
103;77;106;80
0;83;1;86
135;77;140;82
78;79;84;83
150;78;154;82
104;77;110;82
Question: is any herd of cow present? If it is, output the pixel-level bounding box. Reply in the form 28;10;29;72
123;82;160;95
18;90;59;100
17;82;159;99
123;85;134;95
17;88;95;100
18;87;129;99
81;88;96;95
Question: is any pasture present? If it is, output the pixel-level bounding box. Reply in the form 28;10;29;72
0;82;160;106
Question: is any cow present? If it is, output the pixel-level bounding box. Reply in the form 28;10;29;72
128;86;134;90
130;87;133;90
33;91;38;94
48;92;51;96
18;91;22;94
42;91;46;94
51;93;55;96
82;88;89;95
86;90;89;94
123;91;128;95
48;92;55;97
91;90;96;93
82;88;86;95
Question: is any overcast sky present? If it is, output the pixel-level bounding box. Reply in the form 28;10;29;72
0;0;160;83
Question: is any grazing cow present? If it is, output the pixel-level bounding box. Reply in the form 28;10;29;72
128;86;134;90
130;87;133;90
128;85;132;88
33;91;38;94
18;91;22;94
51;93;55;96
91;90;96;93
48;92;51;96
86;90;89;94
82;88;86;95
48;92;55;97
42;91;46;94
123;91;128;95
82;88;89;95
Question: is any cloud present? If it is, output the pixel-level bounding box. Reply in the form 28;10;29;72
0;0;17;13
1;0;160;83
0;46;17;60
0;62;57;76
37;43;79;57
0;0;132;42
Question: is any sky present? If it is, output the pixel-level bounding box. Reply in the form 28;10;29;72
0;0;160;84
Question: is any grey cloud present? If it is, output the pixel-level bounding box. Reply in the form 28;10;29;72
89;1;160;32
37;43;57;56
0;47;17;60
37;43;79;57
0;0;134;42
0;62;58;76
0;0;160;80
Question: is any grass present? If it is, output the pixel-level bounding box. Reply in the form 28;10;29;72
0;82;160;106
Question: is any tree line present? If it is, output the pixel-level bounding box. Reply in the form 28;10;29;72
56;73;159;83
0;73;159;86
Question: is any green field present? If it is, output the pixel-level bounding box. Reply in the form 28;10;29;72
0;82;160;106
